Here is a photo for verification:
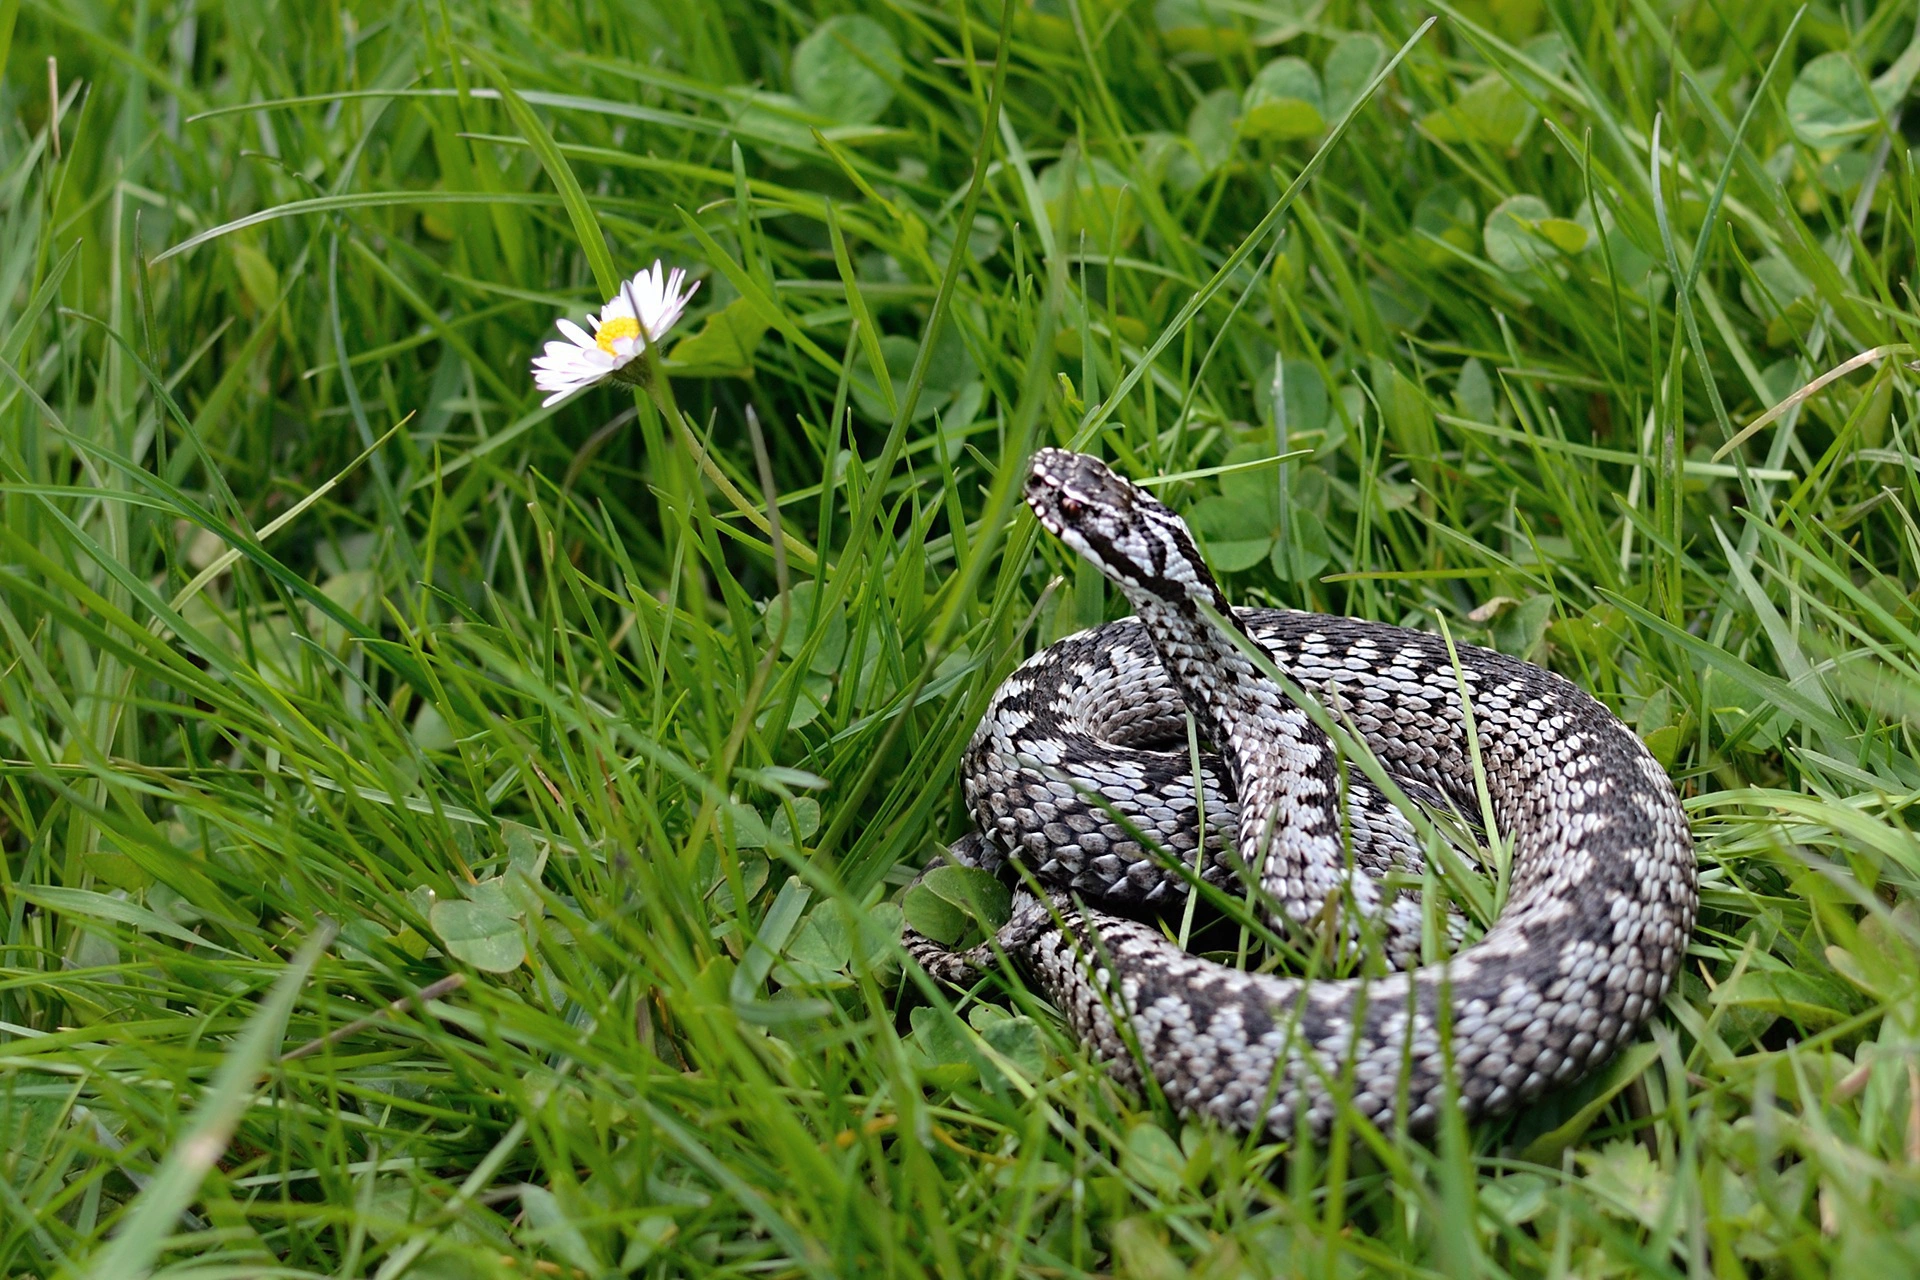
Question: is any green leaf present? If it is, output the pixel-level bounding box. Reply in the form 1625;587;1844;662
1482;194;1556;273
1187;495;1275;572
519;1185;601;1274
792;15;903;125
1153;0;1254;58
970;1006;1044;1088
1036;154;1141;249
1454;356;1494;421
906;1005;973;1078
1368;272;1430;332
772;797;822;843
1579;1141;1671;1222
779;903;856;987
1870;28;1920;114
1421;73;1532;146
1492;595;1553;659
1215;450;1279;510
727;802;771;850
851;334;952;423
430;896;526;972
1283;359;1330;438
665;297;768;376
1323;34;1387;120
1373;359;1438;463
1532;216;1589;254
1187;88;1241;173
921;864;1012;933
1271;503;1330;584
1786;51;1878;147
764;580;849;672
1411;184;1477;264
1241;57;1325;140
1122;1121;1187;1194
903;882;971;946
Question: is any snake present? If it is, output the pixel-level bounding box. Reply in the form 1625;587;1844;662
906;449;1696;1138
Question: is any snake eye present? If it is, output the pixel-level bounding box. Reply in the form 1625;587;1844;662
1060;497;1083;517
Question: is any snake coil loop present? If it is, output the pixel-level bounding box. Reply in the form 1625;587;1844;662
908;450;1696;1138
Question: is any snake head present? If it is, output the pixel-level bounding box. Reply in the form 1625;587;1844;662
1025;448;1223;607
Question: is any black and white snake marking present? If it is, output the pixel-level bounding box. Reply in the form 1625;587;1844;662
908;450;1696;1138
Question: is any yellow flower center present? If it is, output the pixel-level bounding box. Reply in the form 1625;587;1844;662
596;316;642;356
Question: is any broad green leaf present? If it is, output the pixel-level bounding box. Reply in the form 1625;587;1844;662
727;91;820;161
1491;595;1554;660
1323;33;1387;120
902;882;970;946
727;802;771;850
970;1006;1044;1088
921;864;1012;933
1579;1141;1671;1222
1188;495;1275;572
906;1006;973;1084
1411;183;1477;264
1036;154;1141;249
1741;255;1816;346
1122;1121;1187;1194
1870;28;1920;113
1373;358;1438;463
519;1186;601;1275
771;797;822;843
851;333;955;423
1532;216;1589;253
1368;272;1430;332
1271;504;1330;584
1187;88;1241;173
1454;356;1494;421
764;580;849;672
1241;57;1325;140
1483;194;1556;272
1421;73;1532;146
1786;51;1878;147
1154;0;1254;58
431;896;526;972
666;296;768;375
780;904;855;986
792;15;903;125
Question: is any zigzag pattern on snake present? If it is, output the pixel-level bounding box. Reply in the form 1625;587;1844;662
907;450;1697;1138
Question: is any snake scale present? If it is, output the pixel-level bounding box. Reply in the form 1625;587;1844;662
907;450;1696;1138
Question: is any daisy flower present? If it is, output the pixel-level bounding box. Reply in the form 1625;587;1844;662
531;261;699;406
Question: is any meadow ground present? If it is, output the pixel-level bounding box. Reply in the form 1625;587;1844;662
4;0;1920;1275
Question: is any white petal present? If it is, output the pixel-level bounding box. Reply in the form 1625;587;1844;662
556;318;594;348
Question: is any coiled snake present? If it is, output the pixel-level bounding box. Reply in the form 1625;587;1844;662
907;449;1696;1137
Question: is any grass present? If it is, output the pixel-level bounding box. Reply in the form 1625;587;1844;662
3;0;1920;1274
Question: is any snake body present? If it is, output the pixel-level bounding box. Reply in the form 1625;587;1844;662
912;450;1696;1138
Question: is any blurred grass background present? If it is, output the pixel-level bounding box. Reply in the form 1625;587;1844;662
4;0;1920;1274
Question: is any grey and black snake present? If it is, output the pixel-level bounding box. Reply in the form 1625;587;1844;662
906;449;1696;1138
